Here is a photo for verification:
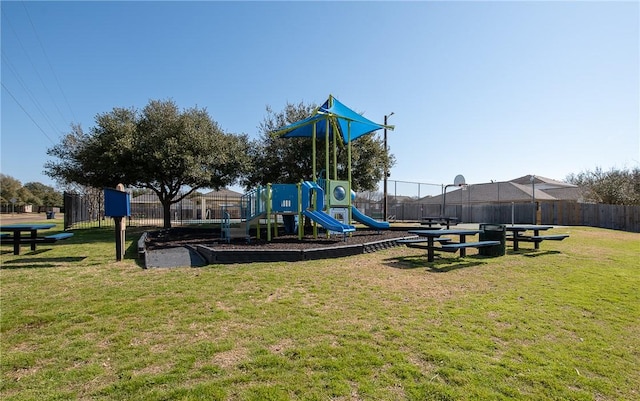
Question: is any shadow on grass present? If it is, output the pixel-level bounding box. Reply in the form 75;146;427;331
386;254;487;272
0;248;55;257
507;249;561;258
1;255;87;269
125;235;145;268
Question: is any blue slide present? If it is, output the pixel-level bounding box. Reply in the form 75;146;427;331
351;206;390;230
303;210;356;234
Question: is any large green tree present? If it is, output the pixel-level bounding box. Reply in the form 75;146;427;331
0;174;23;205
244;101;394;192
0;174;38;208
0;174;62;211
23;182;63;209
46;99;251;228
566;166;640;205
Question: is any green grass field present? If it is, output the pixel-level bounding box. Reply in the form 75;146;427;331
1;220;638;400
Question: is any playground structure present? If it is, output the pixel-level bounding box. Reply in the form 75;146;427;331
221;95;393;242
234;180;355;242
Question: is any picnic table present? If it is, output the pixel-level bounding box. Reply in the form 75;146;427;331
420;216;459;229
0;223;73;255
505;225;569;251
401;229;500;262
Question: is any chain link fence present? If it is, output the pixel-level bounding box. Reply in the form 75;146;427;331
64;190;244;229
63;180;640;232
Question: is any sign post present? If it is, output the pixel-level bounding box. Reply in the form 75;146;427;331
104;185;131;261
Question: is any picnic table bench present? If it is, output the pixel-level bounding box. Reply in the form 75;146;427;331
439;240;501;252
397;237;452;247
404;229;501;262
42;233;74;242
505;225;569;251
0;224;74;255
398;238;500;253
2;233;74;243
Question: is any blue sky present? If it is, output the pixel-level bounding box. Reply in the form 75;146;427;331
2;1;638;197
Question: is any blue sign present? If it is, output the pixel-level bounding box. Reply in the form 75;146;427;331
104;188;131;217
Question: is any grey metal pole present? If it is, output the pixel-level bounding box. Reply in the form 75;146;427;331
442;187;447;217
442;184;454;217
531;175;536;224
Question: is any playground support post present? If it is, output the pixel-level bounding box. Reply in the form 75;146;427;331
383;112;394;221
266;183;272;242
333;121;338;180
347;121;352;226
312;123;317;181
251;187;262;240
325;118;330;184
298;182;303;240
313;183;318;239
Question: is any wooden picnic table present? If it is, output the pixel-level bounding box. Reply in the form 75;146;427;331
505;225;569;251
0;223;72;255
404;229;499;262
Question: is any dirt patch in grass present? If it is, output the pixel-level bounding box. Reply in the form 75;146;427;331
210;347;248;369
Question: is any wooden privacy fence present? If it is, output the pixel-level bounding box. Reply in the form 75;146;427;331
462;202;639;232
355;200;640;232
466;202;639;232
539;202;640;232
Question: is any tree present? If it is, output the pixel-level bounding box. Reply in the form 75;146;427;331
243;102;317;187
566;166;640;205
23;182;63;209
0;174;38;209
244;101;395;191
0;174;22;205
17;187;39;208
0;174;62;212
46;99;251;228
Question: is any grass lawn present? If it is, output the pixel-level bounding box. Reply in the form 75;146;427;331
1;221;639;400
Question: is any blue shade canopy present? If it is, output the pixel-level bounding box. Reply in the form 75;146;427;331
273;96;392;144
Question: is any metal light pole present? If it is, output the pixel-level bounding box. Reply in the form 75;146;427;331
383;112;394;221
530;175;536;224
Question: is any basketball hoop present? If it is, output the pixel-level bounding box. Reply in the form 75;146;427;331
442;174;467;216
453;174;466;186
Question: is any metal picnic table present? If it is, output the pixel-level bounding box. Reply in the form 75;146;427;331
0;223;60;255
505;225;569;251
420;216;459;229
407;228;487;262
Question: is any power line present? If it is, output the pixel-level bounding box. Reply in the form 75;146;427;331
1;82;56;145
1;7;68;132
21;1;77;123
1;52;61;136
